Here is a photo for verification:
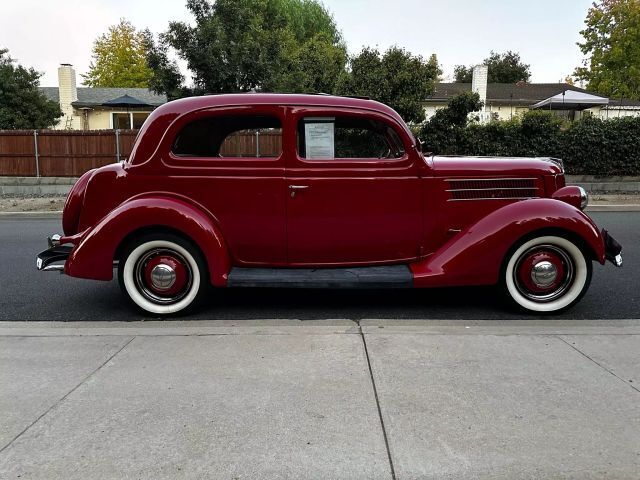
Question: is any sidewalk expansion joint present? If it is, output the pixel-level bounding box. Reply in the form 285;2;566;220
358;321;397;480
0;336;136;455
556;335;639;394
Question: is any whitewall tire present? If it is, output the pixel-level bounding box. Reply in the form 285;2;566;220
118;233;208;316
503;235;592;313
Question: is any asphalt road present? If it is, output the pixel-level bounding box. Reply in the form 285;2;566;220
1;212;637;321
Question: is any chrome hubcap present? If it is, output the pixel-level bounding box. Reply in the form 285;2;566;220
530;261;558;287
514;244;574;302
150;264;176;291
133;248;192;305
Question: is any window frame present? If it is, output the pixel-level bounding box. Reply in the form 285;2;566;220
110;111;151;130
291;107;412;169
164;106;286;170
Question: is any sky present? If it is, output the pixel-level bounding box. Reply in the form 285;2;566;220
0;0;594;87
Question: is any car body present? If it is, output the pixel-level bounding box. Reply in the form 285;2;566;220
37;93;622;315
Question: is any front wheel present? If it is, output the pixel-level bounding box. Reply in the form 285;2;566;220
503;235;592;313
118;233;208;316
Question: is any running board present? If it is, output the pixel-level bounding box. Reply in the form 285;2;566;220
227;265;413;289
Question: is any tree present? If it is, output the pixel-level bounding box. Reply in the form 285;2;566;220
339;47;441;123
453;65;473;83
419;92;483;153
143;30;187;100
574;0;640;100
82;19;153;88
150;0;347;96
0;49;62;129
454;51;531;83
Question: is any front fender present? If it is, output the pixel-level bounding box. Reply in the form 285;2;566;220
65;196;230;286
411;199;605;288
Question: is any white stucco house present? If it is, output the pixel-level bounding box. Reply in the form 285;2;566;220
39;64;167;130
425;75;640;122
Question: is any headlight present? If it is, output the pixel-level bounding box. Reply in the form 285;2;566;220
578;186;589;210
551;186;588;210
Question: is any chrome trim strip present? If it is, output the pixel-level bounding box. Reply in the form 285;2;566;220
446;187;540;192
447;197;536;202
42;264;64;272
445;177;537;182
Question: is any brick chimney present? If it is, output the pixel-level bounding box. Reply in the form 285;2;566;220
57;64;80;129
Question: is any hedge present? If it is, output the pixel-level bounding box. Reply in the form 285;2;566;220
420;111;640;176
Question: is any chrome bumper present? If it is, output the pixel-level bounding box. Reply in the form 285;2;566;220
36;234;71;272
602;229;623;268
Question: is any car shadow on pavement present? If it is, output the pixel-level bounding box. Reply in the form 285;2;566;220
7;275;618;322
191;286;529;321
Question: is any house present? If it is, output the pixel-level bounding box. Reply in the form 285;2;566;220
424;79;640;122
39;64;167;130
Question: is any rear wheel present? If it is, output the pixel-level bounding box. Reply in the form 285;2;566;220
118;233;208;316
503;235;592;313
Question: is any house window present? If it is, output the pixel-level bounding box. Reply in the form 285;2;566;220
172;115;282;158
111;112;151;129
132;113;149;129
111;113;131;129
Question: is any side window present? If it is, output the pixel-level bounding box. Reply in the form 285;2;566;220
173;115;282;158
297;116;405;160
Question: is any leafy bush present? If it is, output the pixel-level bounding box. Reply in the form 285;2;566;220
419;98;640;176
560;117;640;176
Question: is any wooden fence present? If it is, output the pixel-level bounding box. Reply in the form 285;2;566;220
220;131;282;158
0;130;138;177
0;129;282;177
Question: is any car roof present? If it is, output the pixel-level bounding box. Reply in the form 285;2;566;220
153;93;406;125
128;94;413;165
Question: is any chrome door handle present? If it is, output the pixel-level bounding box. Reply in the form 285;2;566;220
289;185;309;197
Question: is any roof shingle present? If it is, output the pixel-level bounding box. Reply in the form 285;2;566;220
39;87;167;107
427;83;595;106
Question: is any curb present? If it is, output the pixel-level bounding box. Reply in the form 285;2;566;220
1;319;638;336
0;211;62;217
586;205;640;212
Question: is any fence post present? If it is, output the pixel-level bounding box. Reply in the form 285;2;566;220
33;130;40;177
255;130;260;158
115;129;121;162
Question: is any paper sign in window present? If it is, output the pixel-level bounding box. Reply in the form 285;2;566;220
304;121;334;159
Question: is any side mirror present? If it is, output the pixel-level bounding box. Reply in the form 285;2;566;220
414;138;423;153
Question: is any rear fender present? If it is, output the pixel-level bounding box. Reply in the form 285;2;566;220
65;196;230;286
411;199;605;287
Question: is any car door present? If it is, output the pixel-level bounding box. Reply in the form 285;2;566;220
285;106;423;265
162;105;288;265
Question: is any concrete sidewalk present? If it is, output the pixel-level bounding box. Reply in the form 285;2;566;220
1;320;638;479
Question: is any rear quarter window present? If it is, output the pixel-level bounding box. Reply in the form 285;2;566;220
173;115;282;158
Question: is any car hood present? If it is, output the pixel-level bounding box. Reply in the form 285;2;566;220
430;155;563;177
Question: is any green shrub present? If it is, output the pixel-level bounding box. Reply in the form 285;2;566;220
420;105;640;176
560;117;640;176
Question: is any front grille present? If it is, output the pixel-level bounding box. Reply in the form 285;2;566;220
447;178;538;201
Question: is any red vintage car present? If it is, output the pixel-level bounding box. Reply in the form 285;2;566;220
37;94;622;315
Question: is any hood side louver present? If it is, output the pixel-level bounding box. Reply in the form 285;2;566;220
447;178;539;201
